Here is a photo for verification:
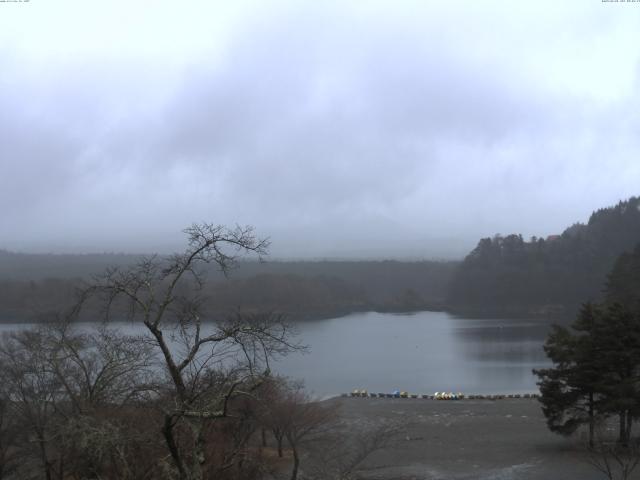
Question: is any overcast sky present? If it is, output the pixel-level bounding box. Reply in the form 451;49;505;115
1;1;639;259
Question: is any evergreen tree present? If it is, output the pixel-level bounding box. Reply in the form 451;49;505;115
534;304;601;446
535;302;640;445
591;303;640;444
606;243;640;315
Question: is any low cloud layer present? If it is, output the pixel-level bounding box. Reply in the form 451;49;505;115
1;1;639;258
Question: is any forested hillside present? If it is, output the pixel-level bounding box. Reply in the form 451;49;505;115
0;254;457;322
605;243;640;313
448;196;640;317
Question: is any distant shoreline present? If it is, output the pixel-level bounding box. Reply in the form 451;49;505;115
0;303;570;325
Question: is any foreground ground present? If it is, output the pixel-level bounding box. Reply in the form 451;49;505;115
295;396;627;480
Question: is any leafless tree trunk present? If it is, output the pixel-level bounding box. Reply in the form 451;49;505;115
76;223;301;480
274;429;285;457
261;427;267;448
290;445;300;480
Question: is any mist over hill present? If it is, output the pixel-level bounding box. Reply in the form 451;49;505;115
1;196;639;322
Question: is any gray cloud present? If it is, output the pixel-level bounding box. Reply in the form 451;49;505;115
1;1;639;258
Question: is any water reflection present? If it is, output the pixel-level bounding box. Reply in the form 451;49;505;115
451;319;551;364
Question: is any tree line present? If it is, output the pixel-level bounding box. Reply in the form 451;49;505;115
0;265;455;324
448;196;640;317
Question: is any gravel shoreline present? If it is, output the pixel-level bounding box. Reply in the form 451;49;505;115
321;397;609;480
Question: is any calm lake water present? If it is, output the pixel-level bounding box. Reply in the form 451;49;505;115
274;311;552;397
0;311;552;397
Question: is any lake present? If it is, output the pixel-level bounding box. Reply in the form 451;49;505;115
0;311;553;397
272;311;552;397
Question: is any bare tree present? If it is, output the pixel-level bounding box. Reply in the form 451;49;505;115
255;376;290;458
42;321;156;412
281;384;337;480
77;223;301;480
0;321;162;480
58;410;170;480
44;322;162;479
0;387;19;480
585;436;640;480
307;419;405;480
0;330;62;480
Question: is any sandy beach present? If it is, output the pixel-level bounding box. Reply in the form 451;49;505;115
317;396;617;480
